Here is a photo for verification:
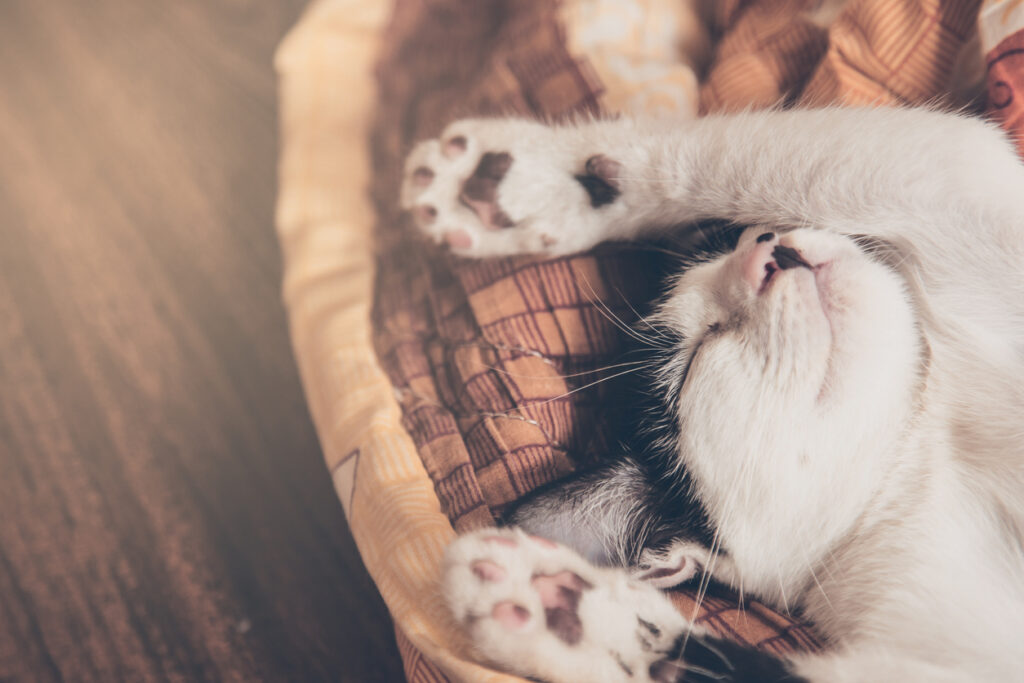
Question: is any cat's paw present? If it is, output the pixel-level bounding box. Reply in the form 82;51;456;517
632;540;710;589
400;119;624;258
443;528;690;683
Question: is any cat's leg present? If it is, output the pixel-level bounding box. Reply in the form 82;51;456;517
446;529;981;682
503;457;715;588
404;109;1024;263
444;528;804;683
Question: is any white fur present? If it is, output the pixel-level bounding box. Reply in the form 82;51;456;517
409;107;1024;681
445;529;690;682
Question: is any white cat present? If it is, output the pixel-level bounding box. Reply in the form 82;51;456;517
401;107;1024;682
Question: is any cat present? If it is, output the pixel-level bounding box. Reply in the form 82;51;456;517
400;107;1024;682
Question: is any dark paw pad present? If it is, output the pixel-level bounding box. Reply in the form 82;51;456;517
459;152;516;230
574;154;622;208
531;570;593;646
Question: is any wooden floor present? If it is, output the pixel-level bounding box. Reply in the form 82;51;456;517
0;2;405;681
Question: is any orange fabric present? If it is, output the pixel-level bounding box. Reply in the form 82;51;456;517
701;0;981;112
983;0;1024;157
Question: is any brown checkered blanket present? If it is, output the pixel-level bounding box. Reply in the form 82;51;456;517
360;0;1024;678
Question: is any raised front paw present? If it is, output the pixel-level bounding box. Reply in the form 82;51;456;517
443;528;689;683
401;119;624;258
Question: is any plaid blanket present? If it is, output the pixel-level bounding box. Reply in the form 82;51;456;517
276;0;1024;681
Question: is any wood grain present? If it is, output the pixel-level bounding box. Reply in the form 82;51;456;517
0;1;405;680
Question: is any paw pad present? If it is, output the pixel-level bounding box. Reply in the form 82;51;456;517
443;135;467;158
459;152;516;231
492;601;531;629
443;230;473;250
411;166;434;186
574;154;622;208
413;205;437;224
471;560;506;582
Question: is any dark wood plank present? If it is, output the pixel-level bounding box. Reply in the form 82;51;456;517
0;1;405;681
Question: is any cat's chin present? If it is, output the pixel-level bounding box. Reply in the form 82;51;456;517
720;227;917;412
766;259;840;401
758;258;835;318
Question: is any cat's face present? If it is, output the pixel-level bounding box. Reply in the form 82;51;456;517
654;227;926;571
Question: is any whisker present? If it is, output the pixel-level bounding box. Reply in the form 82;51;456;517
483;358;649;381
801;548;837;617
734;573;748;626
574;267;669;348
806;563;835;614
611;284;672;342
682;535;722;650
609;241;694;260
673;661;728;681
693;637;735;672
576;269;657;345
511;365;646;411
776;574;791;615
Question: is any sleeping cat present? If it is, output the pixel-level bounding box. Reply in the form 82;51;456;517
400;107;1024;682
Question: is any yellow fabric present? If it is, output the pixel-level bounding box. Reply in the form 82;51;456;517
558;0;707;116
274;1;522;680
980;0;1024;48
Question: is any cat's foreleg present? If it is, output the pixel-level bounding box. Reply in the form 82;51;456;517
403;109;1024;258
444;528;803;683
445;529;977;682
505;456;721;588
604;108;1024;243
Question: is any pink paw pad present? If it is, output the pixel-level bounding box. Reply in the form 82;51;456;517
443;135;467;158
443;230;474;250
530;570;592;645
471;560;507;582
411;166;434;187
413;205;437;224
492;601;530;630
531;571;591;611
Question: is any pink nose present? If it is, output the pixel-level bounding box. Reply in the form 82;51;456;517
743;233;778;292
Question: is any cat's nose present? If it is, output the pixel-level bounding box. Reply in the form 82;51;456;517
742;237;813;293
772;245;812;270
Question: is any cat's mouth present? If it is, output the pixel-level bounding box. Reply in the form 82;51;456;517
740;238;839;405
745;236;829;300
743;236;838;373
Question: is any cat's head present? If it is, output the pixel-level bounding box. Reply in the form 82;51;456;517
649;227;927;569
